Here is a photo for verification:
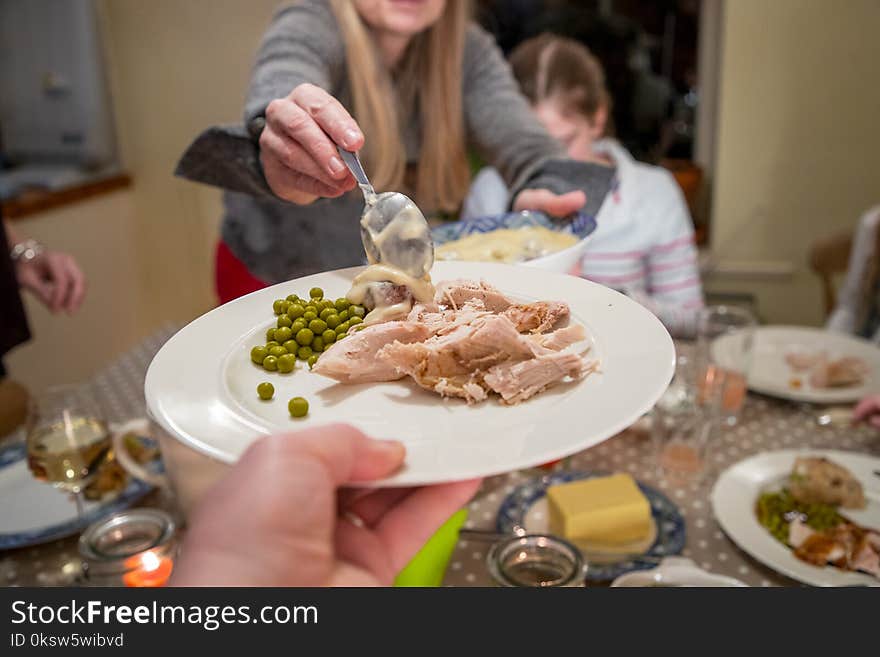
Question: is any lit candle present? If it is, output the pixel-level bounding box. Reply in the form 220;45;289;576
123;550;174;587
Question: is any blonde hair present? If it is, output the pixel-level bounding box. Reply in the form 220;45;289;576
328;0;470;213
509;33;612;134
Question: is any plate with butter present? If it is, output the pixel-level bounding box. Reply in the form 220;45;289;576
496;471;685;582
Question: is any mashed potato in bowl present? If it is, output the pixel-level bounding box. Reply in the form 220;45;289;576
431;210;597;273
435;226;578;263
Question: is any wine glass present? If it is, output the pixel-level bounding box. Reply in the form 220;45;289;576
26;385;112;520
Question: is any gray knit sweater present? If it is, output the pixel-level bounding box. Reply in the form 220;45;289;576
176;0;615;282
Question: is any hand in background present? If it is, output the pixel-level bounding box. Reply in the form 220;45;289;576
171;423;481;586
16;249;87;315
513;188;587;218
852;394;880;428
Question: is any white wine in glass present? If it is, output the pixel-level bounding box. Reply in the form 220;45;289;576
26;387;112;518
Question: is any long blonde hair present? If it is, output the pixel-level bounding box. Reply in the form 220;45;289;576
328;0;470;213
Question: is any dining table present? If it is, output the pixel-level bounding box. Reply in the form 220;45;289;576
1;326;878;587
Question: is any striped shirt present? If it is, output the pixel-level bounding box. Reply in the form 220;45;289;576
461;139;704;337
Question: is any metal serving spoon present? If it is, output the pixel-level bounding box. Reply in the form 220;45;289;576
336;146;434;279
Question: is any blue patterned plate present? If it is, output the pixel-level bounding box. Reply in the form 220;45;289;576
0;436;162;550
496;470;686;582
432;210;597;245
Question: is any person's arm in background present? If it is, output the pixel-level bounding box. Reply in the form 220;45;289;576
4;220;86;314
459;167;509;221
171;424;481;586
826;206;880;335
626;172;704;339
461;25;615;220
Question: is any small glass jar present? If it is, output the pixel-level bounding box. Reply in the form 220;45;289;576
79;509;178;587
487;534;586;587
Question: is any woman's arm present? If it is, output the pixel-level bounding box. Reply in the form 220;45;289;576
461;25;615;218
632;173;704;338
176;1;360;202
4;220;87;314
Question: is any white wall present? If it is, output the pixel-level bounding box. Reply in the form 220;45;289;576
705;0;880;326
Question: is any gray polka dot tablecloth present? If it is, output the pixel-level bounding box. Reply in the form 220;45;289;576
2;331;878;587
442;397;880;587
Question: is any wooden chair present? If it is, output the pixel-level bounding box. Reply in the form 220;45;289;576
808;232;853;318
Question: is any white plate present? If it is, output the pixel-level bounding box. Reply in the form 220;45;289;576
711;449;880;587
611;557;748;587
712;325;880;403
0;435;157;549
145;261;674;486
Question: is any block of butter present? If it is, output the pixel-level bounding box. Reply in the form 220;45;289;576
547;473;652;545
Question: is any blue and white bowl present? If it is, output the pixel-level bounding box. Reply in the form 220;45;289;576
431;210;597;273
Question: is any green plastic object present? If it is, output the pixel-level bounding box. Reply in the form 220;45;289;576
393;509;469;587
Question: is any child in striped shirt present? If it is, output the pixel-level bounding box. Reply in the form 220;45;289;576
462;34;704;337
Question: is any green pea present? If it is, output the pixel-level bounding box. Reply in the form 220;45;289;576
304;304;317;314
297;345;313;360
291;319;307;334
348;316;363;326
288;304;305;320
262;355;278;371
312;337;324;352
319;307;335;320
309;287;324;299
307;355;319;369
326;314;341;329
337;310;349;322
288;396;309;418
282;339;299;353
309;319;327;334
334;298;351;312
268;345;287;358
277;353;296;373
335;321;351;336
265;341;280;349
295;328;314;346
286;294;298;303
321;300;336;311
250;345;268;365
257;382;274;400
273;299;286;315
275;326;293;343
322;329;337;344
302;311;317;323
266;327;276;342
277;314;293;329
350;305;366;318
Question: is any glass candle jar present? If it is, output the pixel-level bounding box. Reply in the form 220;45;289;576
79;509;178;587
487;534;585;587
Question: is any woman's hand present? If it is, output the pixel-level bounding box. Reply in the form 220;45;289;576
16;250;87;315
513;189;587;218
170;423;481;586
260;84;365;205
853;394;880;428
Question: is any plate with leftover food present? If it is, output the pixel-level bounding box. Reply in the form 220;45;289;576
146;261;674;486
432;210;597;272
711;449;880;586
0;433;162;549
496;470;686;581
712;325;880;403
